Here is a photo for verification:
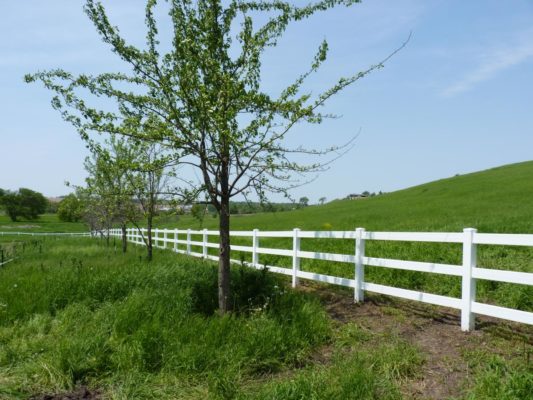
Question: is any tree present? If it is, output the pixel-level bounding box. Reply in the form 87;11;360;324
57;194;84;222
126;142;175;260
298;196;309;208
83;137;168;258
318;196;326;205
1;188;48;222
191;203;207;226
27;0;406;312
0;188;5;214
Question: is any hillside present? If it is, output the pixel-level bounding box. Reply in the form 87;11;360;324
172;160;533;233
167;161;533;314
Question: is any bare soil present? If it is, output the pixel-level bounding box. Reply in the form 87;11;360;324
0;225;40;229
301;282;533;400
29;386;101;400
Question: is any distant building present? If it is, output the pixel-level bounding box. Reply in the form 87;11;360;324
177;204;193;213
47;196;65;204
346;193;368;200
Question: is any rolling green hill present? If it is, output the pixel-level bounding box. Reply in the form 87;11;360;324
167;161;533;313
1;162;532;399
172;160;533;233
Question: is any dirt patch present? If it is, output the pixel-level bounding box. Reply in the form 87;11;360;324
29;386;101;400
0;225;40;229
299;282;533;400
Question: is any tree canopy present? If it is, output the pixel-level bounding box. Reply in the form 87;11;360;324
57;194;84;222
1;188;48;222
27;0;405;312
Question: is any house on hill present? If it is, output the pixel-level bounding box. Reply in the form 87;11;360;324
346;193;368;200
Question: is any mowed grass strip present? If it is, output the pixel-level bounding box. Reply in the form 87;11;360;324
0;213;87;233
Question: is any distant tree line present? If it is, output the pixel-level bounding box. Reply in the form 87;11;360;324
0;188;48;222
229;201;295;215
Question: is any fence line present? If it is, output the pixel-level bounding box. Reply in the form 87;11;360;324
3;228;532;331
0;258;15;267
106;227;533;331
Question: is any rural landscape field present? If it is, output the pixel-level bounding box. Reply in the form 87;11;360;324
2;1;533;399
1;162;533;399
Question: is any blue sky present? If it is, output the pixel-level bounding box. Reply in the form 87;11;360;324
1;0;532;203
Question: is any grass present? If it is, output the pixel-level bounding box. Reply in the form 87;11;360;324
0;213;87;233
0;237;424;399
156;161;533;313
1;161;532;398
163;160;533;233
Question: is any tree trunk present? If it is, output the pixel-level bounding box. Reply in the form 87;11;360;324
146;213;153;262
121;224;127;253
218;149;231;313
218;192;231;314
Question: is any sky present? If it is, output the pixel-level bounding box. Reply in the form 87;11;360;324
1;0;532;203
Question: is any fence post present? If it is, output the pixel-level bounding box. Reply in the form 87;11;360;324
174;228;178;252
292;228;300;288
461;228;477;331
187;229;191;255
354;227;366;302
163;229;168;249
203;229;208;258
252;229;259;267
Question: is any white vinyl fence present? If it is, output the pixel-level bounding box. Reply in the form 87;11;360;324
3;228;532;331
107;227;533;332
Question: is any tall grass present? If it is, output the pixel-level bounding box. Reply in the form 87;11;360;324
0;237;421;399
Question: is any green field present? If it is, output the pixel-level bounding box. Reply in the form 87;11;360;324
158;161;533;314
1;237;531;399
0;213;86;233
1;162;533;398
169;160;533;233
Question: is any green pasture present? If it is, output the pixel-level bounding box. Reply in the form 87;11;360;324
0;213;86;233
161;161;533;313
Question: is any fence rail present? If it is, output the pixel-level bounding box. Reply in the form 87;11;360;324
106;227;533;331
0;258;15;267
3;228;532;331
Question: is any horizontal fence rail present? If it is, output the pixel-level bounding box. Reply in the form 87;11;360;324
0;258;15;267
105;227;533;331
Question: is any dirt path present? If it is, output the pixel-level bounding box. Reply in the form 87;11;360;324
304;283;533;400
29;386;101;400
